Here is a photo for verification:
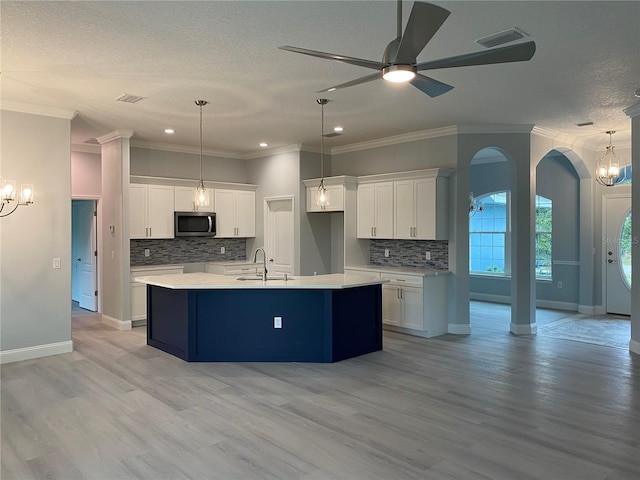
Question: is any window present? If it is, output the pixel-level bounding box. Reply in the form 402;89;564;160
469;192;509;275
535;195;552;279
469;192;552;279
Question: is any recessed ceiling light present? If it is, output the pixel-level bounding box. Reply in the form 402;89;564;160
164;128;175;134
259;142;268;147
333;126;344;133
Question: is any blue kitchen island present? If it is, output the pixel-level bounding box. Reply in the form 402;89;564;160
134;272;386;363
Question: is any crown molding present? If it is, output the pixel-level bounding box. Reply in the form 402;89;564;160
457;124;534;134
97;130;135;144
244;143;303;160
531;126;589;149
130;140;246;159
0;100;77;120
624;102;640;118
71;143;101;154
330;126;458;155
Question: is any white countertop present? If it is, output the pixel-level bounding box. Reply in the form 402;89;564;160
135;272;389;290
345;265;450;277
206;260;255;267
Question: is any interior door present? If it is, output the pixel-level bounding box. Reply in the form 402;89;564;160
605;195;631;315
265;197;294;275
76;200;98;311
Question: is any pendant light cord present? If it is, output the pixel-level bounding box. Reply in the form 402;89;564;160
195;100;207;188
317;98;328;190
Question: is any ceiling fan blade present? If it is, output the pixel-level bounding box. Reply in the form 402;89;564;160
416;41;536;71
316;72;381;93
279;45;385;70
395;2;451;64
410;74;454;97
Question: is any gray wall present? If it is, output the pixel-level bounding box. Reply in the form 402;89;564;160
130;147;247;183
71;150;101;197
469;152;581;306
1;109;72;354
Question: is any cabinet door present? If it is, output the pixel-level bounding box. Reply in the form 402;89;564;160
235;190;256;237
214;189;237;237
382;284;403;326
175;185;212;212
130;184;148;239
147;185;175;238
394;180;415;239
357;184;376;238
130;282;147;321
414;178;436;240
401;286;424;330
375;182;394;238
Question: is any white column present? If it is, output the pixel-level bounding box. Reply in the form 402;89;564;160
623;103;640;355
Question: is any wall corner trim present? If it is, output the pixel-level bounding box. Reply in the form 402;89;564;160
101;315;132;330
0;340;73;364
510;322;537;335
448;323;471;335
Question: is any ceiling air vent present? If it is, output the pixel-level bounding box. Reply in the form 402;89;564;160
576;121;594;127
323;132;342;138
115;93;147;104
475;27;528;49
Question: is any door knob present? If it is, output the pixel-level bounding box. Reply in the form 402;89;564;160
269;258;274;262
77;258;81;261
608;259;617;263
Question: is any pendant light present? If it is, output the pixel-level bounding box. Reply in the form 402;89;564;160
194;100;210;208
316;98;330;208
595;130;628;187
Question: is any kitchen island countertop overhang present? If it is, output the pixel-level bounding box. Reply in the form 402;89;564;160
135;273;388;363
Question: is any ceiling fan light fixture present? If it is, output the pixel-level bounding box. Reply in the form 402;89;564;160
382;65;416;83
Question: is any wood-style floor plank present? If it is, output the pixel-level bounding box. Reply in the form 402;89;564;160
2;303;638;479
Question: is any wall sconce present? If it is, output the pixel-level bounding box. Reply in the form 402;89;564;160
1;176;34;217
469;192;483;218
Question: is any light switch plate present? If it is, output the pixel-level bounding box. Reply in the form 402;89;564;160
53;258;61;269
425;251;431;260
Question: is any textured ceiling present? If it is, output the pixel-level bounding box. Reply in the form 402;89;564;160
1;1;639;155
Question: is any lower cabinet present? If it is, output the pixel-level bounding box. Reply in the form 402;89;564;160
345;267;449;338
130;265;184;325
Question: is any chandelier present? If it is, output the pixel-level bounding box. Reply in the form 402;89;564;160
1;176;34;218
595;131;628;187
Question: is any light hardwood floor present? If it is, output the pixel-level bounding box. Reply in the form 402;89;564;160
2;304;638;480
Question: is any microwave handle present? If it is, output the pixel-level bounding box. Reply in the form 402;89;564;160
208;215;213;233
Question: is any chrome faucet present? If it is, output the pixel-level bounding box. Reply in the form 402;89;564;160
252;247;268;279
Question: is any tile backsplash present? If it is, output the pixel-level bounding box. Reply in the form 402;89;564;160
370;239;448;270
131;238;246;266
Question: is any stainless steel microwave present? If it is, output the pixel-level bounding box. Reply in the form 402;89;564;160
174;211;216;237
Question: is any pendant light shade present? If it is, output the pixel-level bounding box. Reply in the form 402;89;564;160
316;98;330;208
194;100;210;208
595;131;628;187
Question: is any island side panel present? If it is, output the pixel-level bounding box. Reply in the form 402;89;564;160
147;286;190;360
331;285;383;362
193;289;330;362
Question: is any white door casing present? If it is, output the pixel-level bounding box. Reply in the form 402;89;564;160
265;196;294;275
604;195;631;315
76;200;98;311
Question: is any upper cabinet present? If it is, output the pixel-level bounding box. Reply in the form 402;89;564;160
394;176;449;240
356;182;394;239
174;186;214;212
357;169;452;241
214;189;255;238
303;176;356;212
130;184;175;239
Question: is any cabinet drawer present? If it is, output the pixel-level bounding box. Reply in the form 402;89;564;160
380;272;423;286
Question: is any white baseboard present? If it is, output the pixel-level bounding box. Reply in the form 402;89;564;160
630;339;640;355
0;340;73;364
448;323;471;335
536;299;578;311
102;314;132;330
510;322;538;335
470;293;509;304
472;293;587;313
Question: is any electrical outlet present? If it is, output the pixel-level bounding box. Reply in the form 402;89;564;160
220;246;226;254
144;249;150;257
557;281;563;289
425;251;431;260
274;316;282;329
384;248;390;258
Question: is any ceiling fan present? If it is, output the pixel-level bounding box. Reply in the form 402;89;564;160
279;0;536;97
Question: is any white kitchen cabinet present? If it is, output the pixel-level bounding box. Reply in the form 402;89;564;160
381;273;424;329
206;261;260;276
305;184;344;212
174;186;214;212
357;182;393;239
394;177;449;240
214;189;255;238
130;184;175;239
130;265;184;325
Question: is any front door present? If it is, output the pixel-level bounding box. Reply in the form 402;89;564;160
265;197;294;275
604;195;631;315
